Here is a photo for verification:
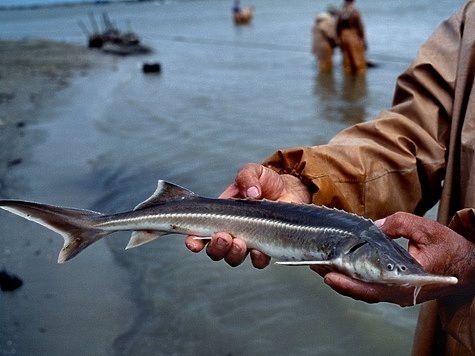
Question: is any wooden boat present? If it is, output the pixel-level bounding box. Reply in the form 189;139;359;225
80;12;151;55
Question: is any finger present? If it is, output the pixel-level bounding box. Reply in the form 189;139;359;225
379;213;433;250
250;249;271;269
235;163;265;199
185;235;207;252
219;163;263;199
309;264;333;277
373;218;385;228
376;213;430;266
378;212;419;239
237;163;292;201
323;272;414;306
224;238;248;267
205;232;234;261
323;272;382;304
219;183;241;199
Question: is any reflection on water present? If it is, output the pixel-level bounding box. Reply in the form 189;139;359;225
342;74;367;123
342;74;367;104
315;71;337;100
314;71;367;125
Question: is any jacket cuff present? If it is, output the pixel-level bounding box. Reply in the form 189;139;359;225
262;148;358;213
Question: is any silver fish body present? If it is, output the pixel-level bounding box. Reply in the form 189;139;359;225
0;180;457;288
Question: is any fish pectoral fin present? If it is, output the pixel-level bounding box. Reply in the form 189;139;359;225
126;230;167;249
275;260;334;266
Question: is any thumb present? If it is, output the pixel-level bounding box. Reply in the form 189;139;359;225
375;212;413;238
236;163;266;199
219;163;265;199
376;212;430;248
373;218;386;228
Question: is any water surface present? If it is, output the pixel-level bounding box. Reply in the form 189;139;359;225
0;0;465;354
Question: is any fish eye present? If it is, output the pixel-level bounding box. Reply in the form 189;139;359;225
386;263;394;271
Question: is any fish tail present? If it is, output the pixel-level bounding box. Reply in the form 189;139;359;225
0;200;110;263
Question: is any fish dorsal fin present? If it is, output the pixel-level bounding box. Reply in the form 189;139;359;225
134;180;196;211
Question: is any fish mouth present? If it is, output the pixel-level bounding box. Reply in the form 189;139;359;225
382;273;458;287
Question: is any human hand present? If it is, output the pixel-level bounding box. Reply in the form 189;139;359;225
311;212;475;306
218;162;311;202
185;163;311;268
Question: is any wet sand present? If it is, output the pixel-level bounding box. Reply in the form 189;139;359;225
0;40;135;355
0;39;98;197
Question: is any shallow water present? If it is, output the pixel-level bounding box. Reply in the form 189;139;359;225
0;0;466;355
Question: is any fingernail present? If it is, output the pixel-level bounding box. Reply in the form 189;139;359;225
374;218;386;228
231;243;242;254
216;237;229;249
246;186;259;199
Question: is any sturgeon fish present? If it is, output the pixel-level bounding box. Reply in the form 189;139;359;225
0;180;457;294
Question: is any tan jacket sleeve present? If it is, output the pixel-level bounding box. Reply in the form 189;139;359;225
449;209;475;242
263;109;449;220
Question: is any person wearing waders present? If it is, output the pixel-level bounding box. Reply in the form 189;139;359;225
336;0;367;74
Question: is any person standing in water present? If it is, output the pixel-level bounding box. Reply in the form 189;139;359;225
337;0;367;74
312;6;339;72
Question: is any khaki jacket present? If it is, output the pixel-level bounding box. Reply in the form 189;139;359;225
263;2;475;354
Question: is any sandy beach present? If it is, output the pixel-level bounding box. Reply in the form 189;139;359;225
0;39;99;197
0;39;136;356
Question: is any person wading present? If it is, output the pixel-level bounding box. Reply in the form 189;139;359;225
312;7;339;72
337;0;367;74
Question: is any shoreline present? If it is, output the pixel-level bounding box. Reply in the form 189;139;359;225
0;39;105;198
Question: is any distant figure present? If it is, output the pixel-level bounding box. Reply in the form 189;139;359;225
337;0;367;74
312;6;339;72
232;1;254;25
